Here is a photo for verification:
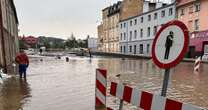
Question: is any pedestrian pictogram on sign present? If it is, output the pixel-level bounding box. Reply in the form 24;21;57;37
152;20;189;69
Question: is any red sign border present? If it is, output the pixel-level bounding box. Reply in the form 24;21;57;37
152;20;189;69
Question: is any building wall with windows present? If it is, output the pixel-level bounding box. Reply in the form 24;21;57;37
119;3;175;56
101;2;121;53
98;0;144;53
176;0;208;32
0;0;19;73
176;0;208;57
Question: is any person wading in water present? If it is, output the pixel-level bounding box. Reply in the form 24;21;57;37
15;50;29;79
164;31;174;60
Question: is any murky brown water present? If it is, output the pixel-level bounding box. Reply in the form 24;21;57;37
0;56;207;110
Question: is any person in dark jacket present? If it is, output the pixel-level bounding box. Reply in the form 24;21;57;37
164;31;174;60
15;50;29;79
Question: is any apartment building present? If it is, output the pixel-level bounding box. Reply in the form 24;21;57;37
119;2;176;56
176;0;208;57
98;0;143;53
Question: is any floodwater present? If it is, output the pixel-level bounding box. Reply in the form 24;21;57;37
0;55;207;110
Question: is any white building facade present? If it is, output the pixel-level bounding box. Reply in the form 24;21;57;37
119;3;176;56
88;38;98;52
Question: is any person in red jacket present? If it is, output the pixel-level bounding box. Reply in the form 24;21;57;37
15;50;29;79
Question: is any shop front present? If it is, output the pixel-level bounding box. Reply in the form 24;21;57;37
187;30;208;58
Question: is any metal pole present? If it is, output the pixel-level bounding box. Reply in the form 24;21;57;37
119;99;124;110
161;69;170;97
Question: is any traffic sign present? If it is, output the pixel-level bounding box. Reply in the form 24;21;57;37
152;20;189;69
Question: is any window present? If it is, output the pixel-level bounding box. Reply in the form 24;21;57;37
120;46;123;53
124;32;126;40
141;17;143;23
134;45;137;54
147;27;151;37
124;23;126;28
130;31;132;41
180;9;184;16
129;46;132;53
194;19;199;30
124;46;126;53
134;30;137;39
120;24;123;29
189;6;193;14
169;8;173;16
147;44;150;54
154;13;157;19
134;19;137;25
188;20;193;31
139;44;143;54
120;33;123;40
195;3;200;12
154;26;157;35
140;29;143;38
130;20;133;26
161;10;165;17
148;15;151;21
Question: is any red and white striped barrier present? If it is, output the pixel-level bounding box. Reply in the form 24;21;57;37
109;82;204;110
95;69;107;107
194;57;201;72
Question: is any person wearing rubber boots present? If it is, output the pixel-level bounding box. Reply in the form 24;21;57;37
15;50;29;79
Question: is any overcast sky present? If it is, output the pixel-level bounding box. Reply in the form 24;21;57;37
14;0;119;39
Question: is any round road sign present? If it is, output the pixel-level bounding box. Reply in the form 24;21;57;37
152;20;189;69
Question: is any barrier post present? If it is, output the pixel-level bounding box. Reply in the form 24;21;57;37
95;69;107;108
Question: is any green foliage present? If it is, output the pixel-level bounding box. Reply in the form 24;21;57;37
19;40;27;49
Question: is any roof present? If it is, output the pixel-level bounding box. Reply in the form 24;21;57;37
120;3;175;22
176;0;196;7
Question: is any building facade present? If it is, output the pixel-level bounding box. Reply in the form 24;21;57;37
119;2;176;56
100;2;122;53
98;0;144;53
88;38;98;52
97;24;103;51
0;0;19;73
176;0;208;57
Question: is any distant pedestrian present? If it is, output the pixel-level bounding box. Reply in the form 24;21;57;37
39;48;43;54
66;57;69;62
88;48;92;58
15;50;29;79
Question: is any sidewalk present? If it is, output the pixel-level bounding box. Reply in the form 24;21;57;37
92;52;208;64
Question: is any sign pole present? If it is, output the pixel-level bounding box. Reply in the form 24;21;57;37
161;69;170;97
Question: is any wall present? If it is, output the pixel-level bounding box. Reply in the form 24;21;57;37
88;38;98;52
0;0;19;73
120;0;144;21
177;0;208;32
119;4;176;55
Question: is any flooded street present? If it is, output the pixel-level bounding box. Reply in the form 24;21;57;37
0;55;208;110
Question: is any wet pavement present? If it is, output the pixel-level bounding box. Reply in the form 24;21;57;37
0;55;207;110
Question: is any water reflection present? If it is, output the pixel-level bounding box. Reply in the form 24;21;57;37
0;77;31;110
98;58;208;109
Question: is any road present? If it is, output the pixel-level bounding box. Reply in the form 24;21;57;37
0;55;207;110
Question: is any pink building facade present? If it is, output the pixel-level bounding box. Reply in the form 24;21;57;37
177;0;208;58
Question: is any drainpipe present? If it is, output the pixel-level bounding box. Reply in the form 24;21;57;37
126;22;129;54
0;1;7;73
